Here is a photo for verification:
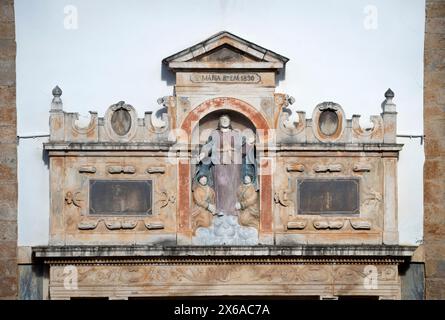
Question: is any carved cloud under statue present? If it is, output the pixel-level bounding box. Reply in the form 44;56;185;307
192;215;258;245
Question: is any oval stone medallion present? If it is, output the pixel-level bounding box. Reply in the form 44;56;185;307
111;108;132;136
319;110;338;136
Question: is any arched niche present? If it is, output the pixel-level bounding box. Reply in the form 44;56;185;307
177;97;273;240
191;109;257;155
180;97;270;143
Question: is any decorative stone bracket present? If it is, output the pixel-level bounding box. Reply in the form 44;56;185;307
107;166;136;174
313;164;342;173
77;219;165;231
285;218;372;231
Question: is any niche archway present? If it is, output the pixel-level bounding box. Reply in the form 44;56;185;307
177;97;273;241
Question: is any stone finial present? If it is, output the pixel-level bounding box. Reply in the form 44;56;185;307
52;85;62;97
381;88;396;113
381;87;397;143
385;88;394;99
51;85;63;111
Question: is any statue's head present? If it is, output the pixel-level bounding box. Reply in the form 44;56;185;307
218;114;232;129
198;175;208;186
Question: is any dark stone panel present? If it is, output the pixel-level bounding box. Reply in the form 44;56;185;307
89;180;153;215
297;178;359;215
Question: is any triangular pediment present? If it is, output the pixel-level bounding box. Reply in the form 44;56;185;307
191;45;261;63
163;31;289;70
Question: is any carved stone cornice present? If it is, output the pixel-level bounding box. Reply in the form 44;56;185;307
33;244;416;262
43;256;406;266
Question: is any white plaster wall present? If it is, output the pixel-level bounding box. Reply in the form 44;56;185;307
15;0;425;246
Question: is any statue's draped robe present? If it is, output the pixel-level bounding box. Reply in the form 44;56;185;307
192;184;215;233
237;183;259;228
201;129;243;215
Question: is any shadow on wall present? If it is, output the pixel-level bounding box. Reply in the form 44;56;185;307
276;68;286;86
161;63;176;86
42;145;49;169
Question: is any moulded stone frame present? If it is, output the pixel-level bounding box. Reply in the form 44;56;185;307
295;177;360;216
104;102;138;142
312;102;346;142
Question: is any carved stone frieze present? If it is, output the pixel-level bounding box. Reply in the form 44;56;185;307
48;263;401;299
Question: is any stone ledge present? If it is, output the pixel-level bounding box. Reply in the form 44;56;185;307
275;143;404;152
43;142;175;151
43;142;404;153
33;244;417;259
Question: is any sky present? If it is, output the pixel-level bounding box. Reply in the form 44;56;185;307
14;0;425;245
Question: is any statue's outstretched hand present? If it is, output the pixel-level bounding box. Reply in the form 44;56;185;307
198;152;206;162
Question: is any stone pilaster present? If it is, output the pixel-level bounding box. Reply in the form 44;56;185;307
424;0;445;300
0;0;17;299
383;158;399;244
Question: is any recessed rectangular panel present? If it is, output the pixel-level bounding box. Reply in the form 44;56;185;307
89;180;152;215
297;178;359;215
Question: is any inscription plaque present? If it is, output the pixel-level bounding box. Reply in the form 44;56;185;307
190;73;261;83
89;180;152;215
297;178;359;215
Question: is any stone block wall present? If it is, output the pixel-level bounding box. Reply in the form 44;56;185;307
424;0;445;300
0;0;17;299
